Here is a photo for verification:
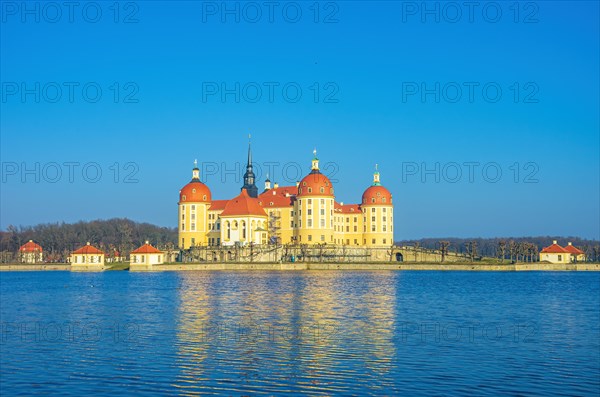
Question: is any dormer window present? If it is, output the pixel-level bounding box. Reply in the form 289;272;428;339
192;189;196;194
320;187;325;194
203;195;207;201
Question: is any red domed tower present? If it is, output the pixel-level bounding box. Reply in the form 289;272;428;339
294;150;336;244
178;160;212;249
362;165;394;246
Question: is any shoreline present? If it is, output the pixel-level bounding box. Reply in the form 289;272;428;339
1;263;599;272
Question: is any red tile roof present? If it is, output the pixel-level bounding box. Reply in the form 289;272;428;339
180;181;212;203
541;243;569;254
19;240;42;253
563;244;584;255
340;204;361;214
73;243;104;255
209;200;229;211
259;186;297;208
298;171;334;197
131;243;162;254
362;185;392;206
221;189;267;217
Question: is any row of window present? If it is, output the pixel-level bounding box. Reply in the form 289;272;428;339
72;255;102;264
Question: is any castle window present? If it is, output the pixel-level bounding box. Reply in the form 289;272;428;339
192;189;196;194
372;225;376;232
354;239;358;245
377;192;381;197
372;239;376;244
191;223;196;231
354;226;357;232
203;195;207;201
382;197;386;203
320;187;324;194
320;209;325;216
308;219;313;227
183;196;187;201
372;216;376;222
383;225;387;232
192;205;196;211
308;188;312;193
330;188;334;194
346;226;349;232
372;208;376;213
383;216;387;222
383;239;387;244
308;235;312;242
299;188;302;194
308;199;312;205
182;223;185;231
382;208;386;213
192;214;196;220
191;238;195;246
308;209;312;216
371;198;375;203
320;219;325;227
303;182;307;187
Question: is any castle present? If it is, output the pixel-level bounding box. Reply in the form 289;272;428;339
178;141;394;249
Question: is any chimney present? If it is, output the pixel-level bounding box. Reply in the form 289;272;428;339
87;242;91;245
145;240;150;245
553;240;557;245
296;181;300;188
274;182;279;189
568;242;573;246
265;179;271;191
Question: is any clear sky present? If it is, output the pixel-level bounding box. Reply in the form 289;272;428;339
1;1;599;240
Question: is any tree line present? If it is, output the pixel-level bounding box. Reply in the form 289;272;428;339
398;237;600;262
0;219;177;263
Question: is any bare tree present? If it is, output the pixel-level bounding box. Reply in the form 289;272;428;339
498;240;507;263
439;241;450;263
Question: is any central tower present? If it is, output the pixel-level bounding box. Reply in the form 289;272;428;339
242;135;259;198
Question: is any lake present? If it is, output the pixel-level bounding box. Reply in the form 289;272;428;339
1;271;599;396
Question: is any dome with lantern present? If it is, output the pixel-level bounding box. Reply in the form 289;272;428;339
179;160;212;204
362;165;392;206
297;150;335;198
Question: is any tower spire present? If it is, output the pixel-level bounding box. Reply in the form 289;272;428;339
311;148;320;172
373;164;381;186
242;134;258;198
192;159;200;181
247;133;252;167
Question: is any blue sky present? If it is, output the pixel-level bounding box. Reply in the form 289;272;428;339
1;1;599;240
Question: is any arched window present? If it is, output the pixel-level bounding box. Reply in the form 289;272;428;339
226;221;231;240
242;222;247;239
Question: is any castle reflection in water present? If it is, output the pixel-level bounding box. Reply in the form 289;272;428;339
172;272;397;394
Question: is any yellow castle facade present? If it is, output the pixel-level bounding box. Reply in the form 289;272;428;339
178;145;394;249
